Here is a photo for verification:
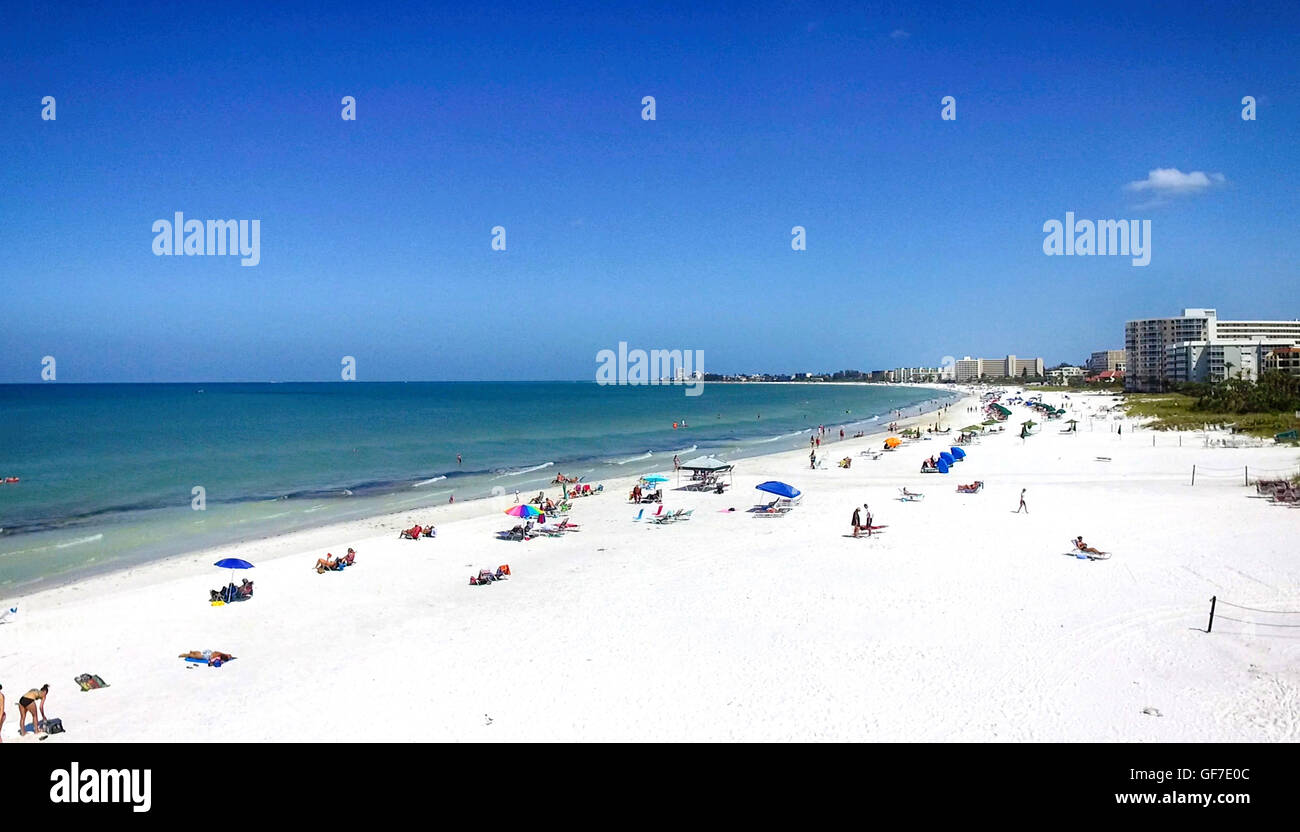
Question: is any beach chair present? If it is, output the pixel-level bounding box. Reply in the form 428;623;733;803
898;489;924;502
631;508;644;521
651;509;681;524
1068;539;1111;560
399;525;422;540
677;509;694;521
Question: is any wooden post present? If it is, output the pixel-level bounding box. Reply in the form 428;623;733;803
1207;595;1217;633
1191;465;1196;486
1245;466;1248;486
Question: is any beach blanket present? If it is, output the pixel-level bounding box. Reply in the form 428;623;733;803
74;673;109;691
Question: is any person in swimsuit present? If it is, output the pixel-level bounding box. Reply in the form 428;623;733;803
17;684;48;735
0;684;5;741
1074;536;1105;555
314;554;338;573
179;650;234;665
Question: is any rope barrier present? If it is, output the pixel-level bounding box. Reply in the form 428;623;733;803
1207;595;1300;633
1214;615;1300;628
1216;600;1300;614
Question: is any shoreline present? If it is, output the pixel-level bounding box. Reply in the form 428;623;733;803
3;384;963;599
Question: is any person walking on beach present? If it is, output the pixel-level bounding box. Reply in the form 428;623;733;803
851;505;862;538
17;684;48;735
1016;488;1028;513
810;450;817;469
862;504;874;537
673;454;680;470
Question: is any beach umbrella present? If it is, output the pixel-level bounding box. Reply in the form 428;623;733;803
213;558;254;600
962;424;983;432
950;447;966;460
504;504;541;518
756;481;801;499
939;451;955;466
936;458;949;474
641;474;670;484
884;437;901;448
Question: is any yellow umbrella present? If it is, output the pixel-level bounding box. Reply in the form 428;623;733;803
884;437;901;448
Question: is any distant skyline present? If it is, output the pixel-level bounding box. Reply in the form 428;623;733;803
3;1;1298;383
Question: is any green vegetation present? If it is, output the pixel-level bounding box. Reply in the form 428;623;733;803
1124;390;1300;438
1181;371;1300;414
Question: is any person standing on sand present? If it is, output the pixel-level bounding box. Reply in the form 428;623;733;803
673;454;680;470
851;505;862;538
1016;488;1028;513
17;684;48;735
862;504;874;537
810;450;817;470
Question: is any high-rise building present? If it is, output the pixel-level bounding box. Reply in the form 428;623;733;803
952;355;1044;381
1088;350;1126;374
1125;308;1300;391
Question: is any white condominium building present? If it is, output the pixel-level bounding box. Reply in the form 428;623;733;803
1125;308;1300;391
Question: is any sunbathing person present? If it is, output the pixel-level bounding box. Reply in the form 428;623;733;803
314;554;339;573
179;650;234;666
1074;536;1107;555
901;487;921;497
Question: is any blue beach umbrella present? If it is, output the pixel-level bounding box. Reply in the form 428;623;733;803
950;447;966;460
213;558;254;601
939;451;955;466
641;474;670;484
756;481;801;499
937;458;949;474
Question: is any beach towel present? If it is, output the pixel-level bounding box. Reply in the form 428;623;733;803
74;673;109;691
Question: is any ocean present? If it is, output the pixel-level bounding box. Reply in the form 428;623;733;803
0;381;955;591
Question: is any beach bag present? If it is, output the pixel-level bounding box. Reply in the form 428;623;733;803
43;718;65;735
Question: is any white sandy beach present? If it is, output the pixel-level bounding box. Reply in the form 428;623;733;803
2;390;1298;742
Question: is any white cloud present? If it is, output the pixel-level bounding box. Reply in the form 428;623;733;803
890;29;910;40
1124;168;1226;195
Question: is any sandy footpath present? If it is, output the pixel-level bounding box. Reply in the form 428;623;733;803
2;390;1298;742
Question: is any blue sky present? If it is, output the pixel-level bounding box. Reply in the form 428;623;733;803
2;0;1297;382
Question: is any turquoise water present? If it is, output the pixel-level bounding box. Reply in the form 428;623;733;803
0;382;954;591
